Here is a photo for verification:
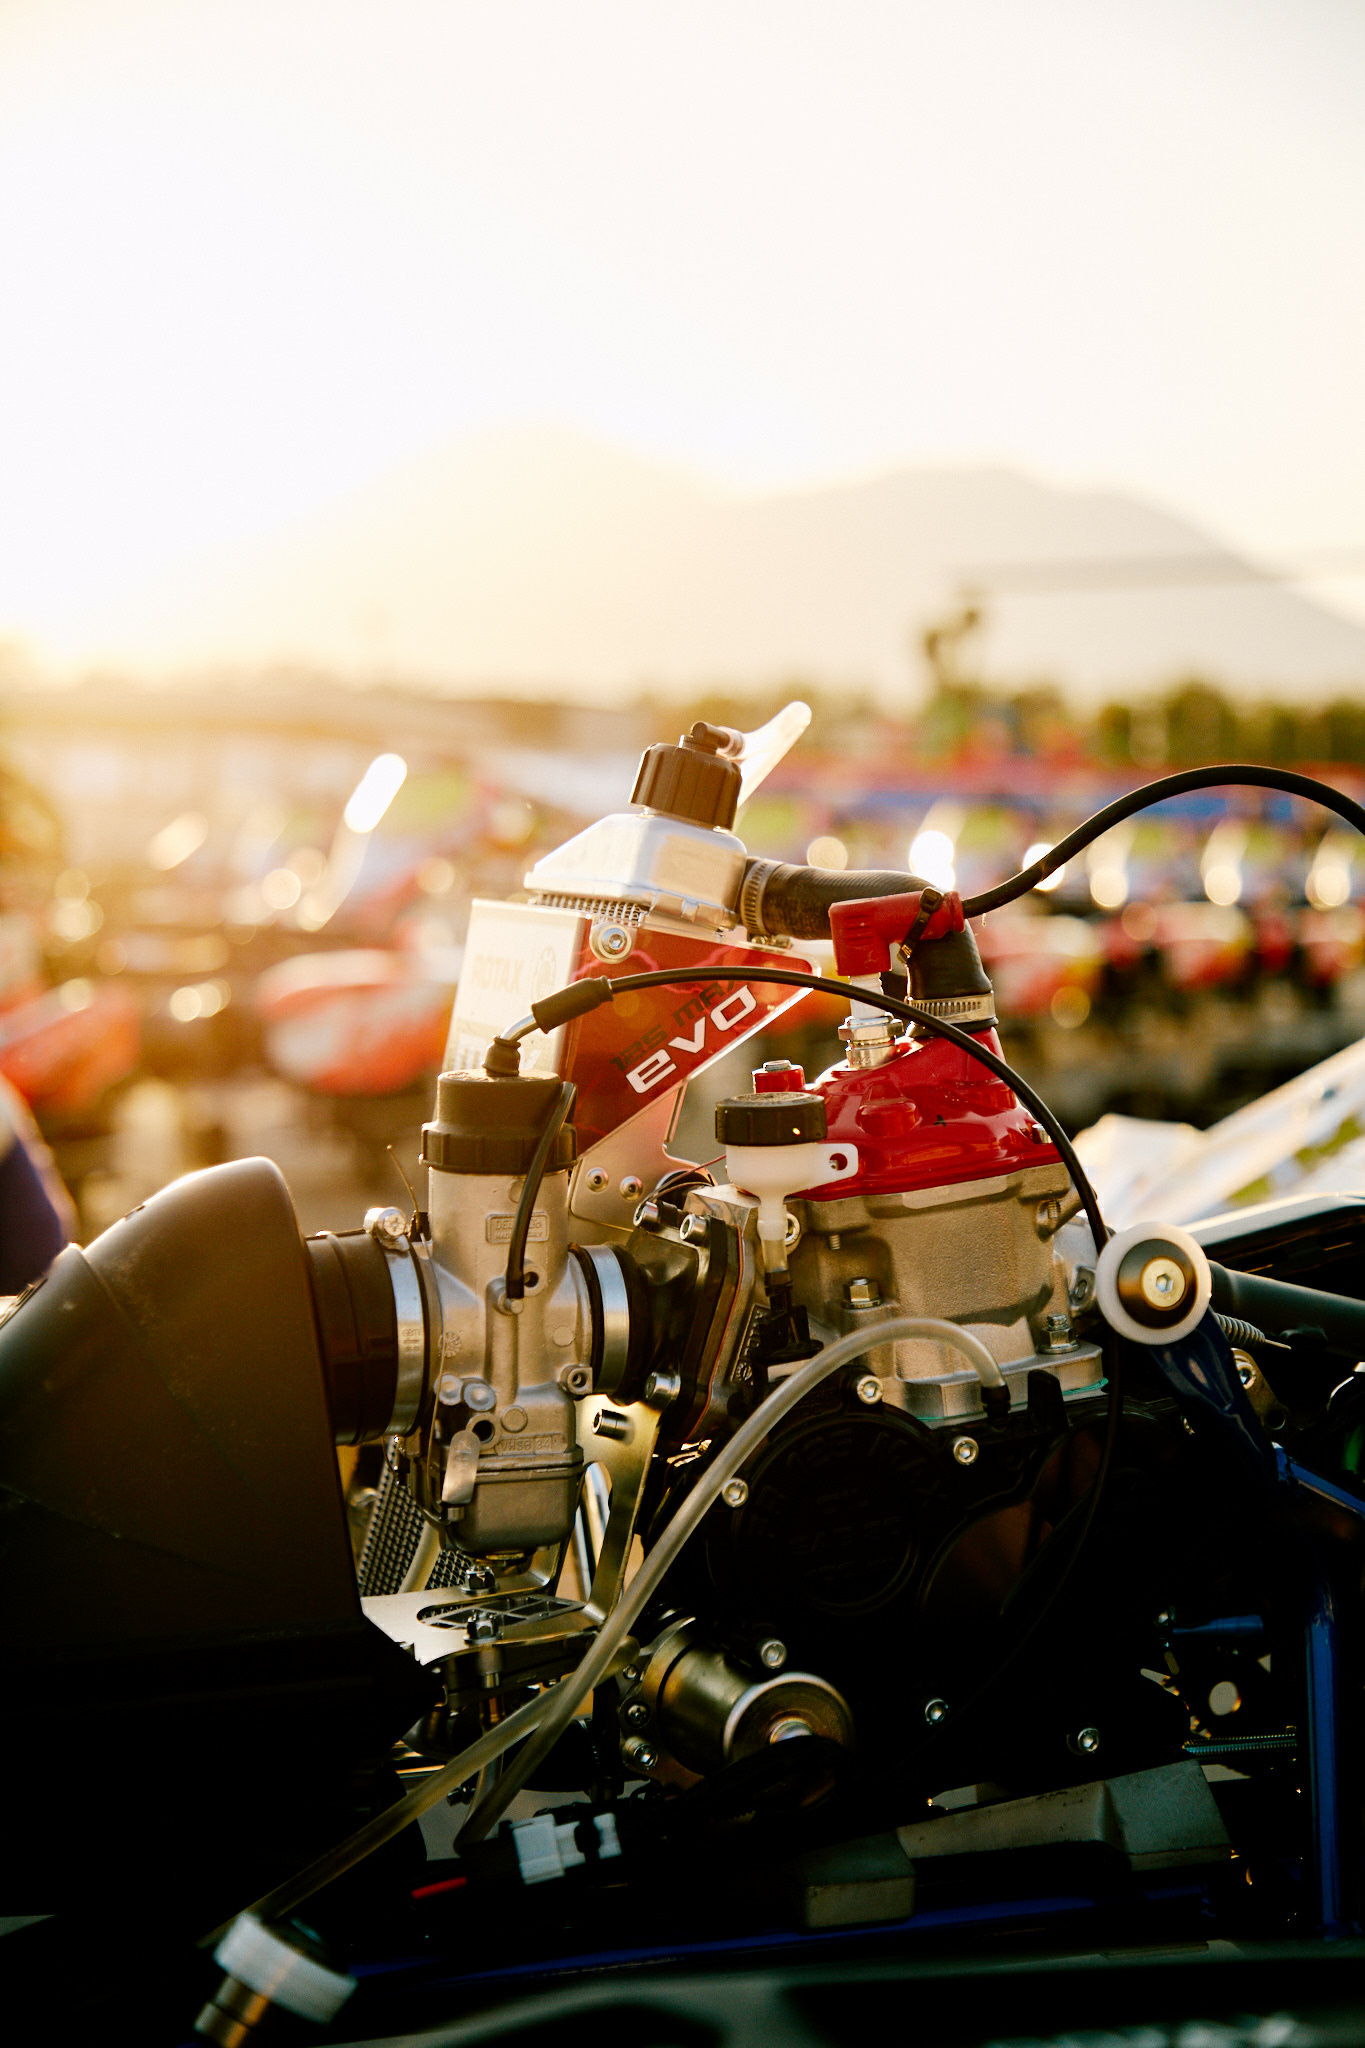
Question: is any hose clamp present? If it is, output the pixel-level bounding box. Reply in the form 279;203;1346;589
367;1222;427;1435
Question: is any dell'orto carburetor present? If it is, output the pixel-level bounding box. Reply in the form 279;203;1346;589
12;707;1365;2042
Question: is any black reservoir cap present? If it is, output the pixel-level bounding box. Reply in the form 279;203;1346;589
631;723;742;831
423;1072;578;1175
715;1091;827;1147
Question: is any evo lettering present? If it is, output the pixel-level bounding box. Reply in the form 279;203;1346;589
624;985;759;1095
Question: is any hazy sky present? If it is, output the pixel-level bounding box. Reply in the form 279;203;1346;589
1;0;1363;663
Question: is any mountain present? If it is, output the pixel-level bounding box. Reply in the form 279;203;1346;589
92;427;1365;702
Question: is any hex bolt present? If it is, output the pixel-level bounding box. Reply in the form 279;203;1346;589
844;1277;880;1308
591;922;634;962
722;1477;749;1509
466;1614;500;1644
1140;1256;1188;1310
951;1434;979;1467
619;1175;644;1201
585;1168;610;1193
758;1639;787;1671
923;1697;950;1726
624;1701;651;1730
623;1737;659;1772
855;1374;882;1406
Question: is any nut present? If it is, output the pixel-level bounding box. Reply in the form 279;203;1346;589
844;1277;880;1308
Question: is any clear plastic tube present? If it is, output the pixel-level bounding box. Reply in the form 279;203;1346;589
226;1314;1002;1931
244;1685;554;1925
462;1315;1003;1841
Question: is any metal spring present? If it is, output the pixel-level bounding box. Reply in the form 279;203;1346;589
1215;1312;1271;1351
1183;1729;1298;1756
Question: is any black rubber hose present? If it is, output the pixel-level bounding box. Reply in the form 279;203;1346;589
739;766;1365;939
740;861;933;940
965;765;1365;917
504;1080;576;1302
598;963;1107;1256
1210;1261;1365;1362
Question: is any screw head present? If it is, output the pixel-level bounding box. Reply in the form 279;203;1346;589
924;1697;949;1726
1073;1725;1101;1755
619;1174;644;1201
722;1476;749;1509
951;1434;979;1466
644;1368;681;1406
622;1665;642;1684
624;1701;650;1730
679;1212;708;1244
364;1205;407;1246
1236;1358;1257;1389
855;1374;882;1406
591;922;634;961
758;1638;787;1670
633;1197;662;1229
585;1167;610;1193
1139;1255;1188;1310
623;1738;659;1772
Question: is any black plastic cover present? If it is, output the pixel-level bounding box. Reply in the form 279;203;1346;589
715;1091;827;1146
423;1070;578;1174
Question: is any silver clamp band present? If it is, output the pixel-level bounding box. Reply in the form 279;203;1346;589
574;1243;633;1398
381;1242;427;1436
909;992;996;1031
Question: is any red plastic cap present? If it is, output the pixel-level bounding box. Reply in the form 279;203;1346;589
753;1059;807;1093
828;891;965;978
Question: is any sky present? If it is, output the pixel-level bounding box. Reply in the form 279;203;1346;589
0;0;1363;669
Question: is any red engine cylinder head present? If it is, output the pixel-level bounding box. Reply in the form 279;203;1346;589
797;1028;1058;1201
